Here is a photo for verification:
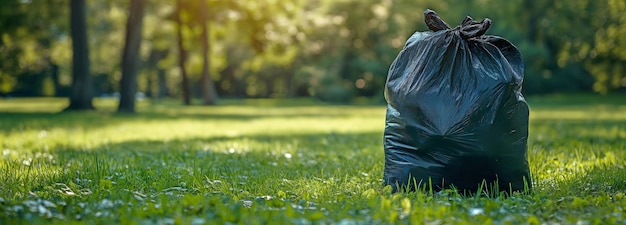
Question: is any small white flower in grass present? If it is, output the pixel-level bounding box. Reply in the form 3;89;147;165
41;200;56;208
13;205;24;213
22;200;37;208
37;205;49;216
242;200;253;208
336;219;359;225
191;218;206;225
38;130;47;138
99;199;114;209
469;208;484;216
284;153;292;159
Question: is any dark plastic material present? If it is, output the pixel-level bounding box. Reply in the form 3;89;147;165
383;9;531;194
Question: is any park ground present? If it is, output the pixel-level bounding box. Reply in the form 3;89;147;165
1;94;625;224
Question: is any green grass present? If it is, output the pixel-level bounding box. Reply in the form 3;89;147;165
1;95;625;224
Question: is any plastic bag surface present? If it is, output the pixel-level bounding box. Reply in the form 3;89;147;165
383;10;531;193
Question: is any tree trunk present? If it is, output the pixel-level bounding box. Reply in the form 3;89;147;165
146;70;153;98
175;0;191;105
50;62;61;97
146;49;169;98
523;0;538;42
199;0;218;105
157;68;169;98
117;0;146;113
65;0;94;111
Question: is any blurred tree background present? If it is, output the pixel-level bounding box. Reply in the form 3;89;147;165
1;0;625;105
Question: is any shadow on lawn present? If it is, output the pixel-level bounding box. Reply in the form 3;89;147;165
41;131;385;191
528;118;626;147
0;104;382;132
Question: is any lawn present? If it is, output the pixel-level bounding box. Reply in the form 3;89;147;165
1;95;625;224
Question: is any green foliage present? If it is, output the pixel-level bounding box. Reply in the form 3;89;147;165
1;0;626;99
1;95;626;223
0;0;69;96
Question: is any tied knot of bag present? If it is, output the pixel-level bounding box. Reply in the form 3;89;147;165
424;9;492;39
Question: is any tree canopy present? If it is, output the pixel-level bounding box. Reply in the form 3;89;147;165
1;0;625;102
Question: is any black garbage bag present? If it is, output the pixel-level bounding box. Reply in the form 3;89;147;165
383;9;531;194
